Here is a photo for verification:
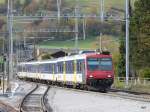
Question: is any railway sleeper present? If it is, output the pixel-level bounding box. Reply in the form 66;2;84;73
22;106;42;111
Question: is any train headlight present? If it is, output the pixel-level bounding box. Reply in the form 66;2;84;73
107;75;112;78
89;74;93;78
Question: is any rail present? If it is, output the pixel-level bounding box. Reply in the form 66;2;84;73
19;84;38;112
41;86;52;112
19;84;50;112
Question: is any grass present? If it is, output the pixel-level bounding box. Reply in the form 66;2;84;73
65;0;125;10
38;35;119;53
64;0;136;15
113;79;150;93
64;0;127;18
0;0;5;4
129;85;150;94
38;38;96;49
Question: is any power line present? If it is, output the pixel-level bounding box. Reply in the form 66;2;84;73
12;15;125;21
14;29;76;33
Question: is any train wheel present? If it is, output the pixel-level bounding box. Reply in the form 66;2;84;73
79;84;84;90
100;88;108;93
84;85;90;91
76;84;81;89
73;84;76;89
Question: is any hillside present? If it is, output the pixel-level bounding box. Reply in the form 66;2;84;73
0;0;5;4
39;35;120;54
65;0;125;10
0;0;129;52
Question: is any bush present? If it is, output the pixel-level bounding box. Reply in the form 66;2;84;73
41;53;52;60
140;68;150;79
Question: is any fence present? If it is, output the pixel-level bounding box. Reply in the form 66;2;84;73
113;77;150;89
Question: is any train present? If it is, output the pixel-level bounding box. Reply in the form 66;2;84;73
17;51;114;92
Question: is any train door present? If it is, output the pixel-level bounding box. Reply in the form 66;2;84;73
55;63;58;82
37;64;41;79
35;64;39;79
81;60;86;84
73;60;77;83
52;63;55;81
63;61;66;83
24;65;27;78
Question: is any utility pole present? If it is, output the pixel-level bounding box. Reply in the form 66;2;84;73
75;0;79;53
125;0;129;86
7;0;13;91
33;37;36;60
57;0;61;22
100;0;104;22
24;36;26;48
2;37;5;94
99;33;102;53
83;15;86;40
99;0;104;52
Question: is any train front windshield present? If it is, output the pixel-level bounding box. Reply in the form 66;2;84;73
87;58;112;71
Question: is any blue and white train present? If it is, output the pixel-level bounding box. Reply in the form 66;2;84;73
17;52;114;91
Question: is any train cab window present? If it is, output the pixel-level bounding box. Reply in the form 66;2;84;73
87;58;99;71
99;58;112;71
87;58;112;71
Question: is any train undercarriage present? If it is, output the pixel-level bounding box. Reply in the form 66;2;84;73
18;76;113;92
87;78;114;92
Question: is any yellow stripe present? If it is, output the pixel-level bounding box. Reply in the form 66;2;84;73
63;62;66;82
73;60;77;83
52;64;55;80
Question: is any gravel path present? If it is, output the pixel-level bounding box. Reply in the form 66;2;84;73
47;87;150;112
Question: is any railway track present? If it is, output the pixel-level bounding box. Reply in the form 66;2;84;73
19;84;50;112
20;80;150;103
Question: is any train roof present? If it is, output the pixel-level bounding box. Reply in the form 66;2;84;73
18;53;111;65
18;59;57;65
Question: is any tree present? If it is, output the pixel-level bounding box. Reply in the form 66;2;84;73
0;19;5;29
118;36;126;77
117;0;132;78
130;0;150;77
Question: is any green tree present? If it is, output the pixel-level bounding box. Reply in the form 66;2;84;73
118;36;126;77
130;0;150;77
